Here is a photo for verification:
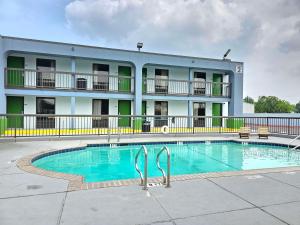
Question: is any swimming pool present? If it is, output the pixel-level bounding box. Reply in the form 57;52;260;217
32;141;300;183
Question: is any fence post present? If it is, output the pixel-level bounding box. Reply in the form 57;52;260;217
133;117;135;135
58;117;61;137
14;116;17;139
192;117;195;134
288;118;291;135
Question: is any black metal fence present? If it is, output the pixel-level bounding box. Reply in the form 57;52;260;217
0;114;300;138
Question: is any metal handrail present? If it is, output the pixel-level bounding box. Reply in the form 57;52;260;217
144;77;230;85
288;134;300;149
156;146;171;188
5;67;134;79
291;144;300;151
134;145;148;190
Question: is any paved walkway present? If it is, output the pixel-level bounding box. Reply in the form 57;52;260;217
1;136;300;225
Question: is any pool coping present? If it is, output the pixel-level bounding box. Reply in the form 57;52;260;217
17;139;300;191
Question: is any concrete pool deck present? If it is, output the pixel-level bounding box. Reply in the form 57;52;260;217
1;135;300;225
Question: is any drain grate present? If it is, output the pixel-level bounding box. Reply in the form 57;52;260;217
147;183;163;187
27;185;43;190
283;171;296;175
246;175;263;179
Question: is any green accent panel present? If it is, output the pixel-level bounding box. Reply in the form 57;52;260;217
212;73;223;96
133;118;142;131
118;66;131;92
7;56;25;87
0;118;7;135
226;118;244;129
142;68;147;93
212;103;222;127
7;96;24;128
118;100;131;127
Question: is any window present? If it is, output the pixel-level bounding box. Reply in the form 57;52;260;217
92;99;109;128
93;64;109;91
36;59;56;88
36;97;55;128
155;69;168;93
193;102;205;127
193;72;206;95
154;101;168;126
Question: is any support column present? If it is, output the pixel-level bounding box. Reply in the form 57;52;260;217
228;68;243;116
187;68;193;127
71;97;76;114
133;62;143;131
188;100;193;128
71;58;76;129
134;63;143;116
71;57;76;89
0;36;6;114
188;68;193;95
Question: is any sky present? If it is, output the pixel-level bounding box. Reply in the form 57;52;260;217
0;0;299;103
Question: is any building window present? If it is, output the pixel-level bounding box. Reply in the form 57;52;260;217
154;101;168;127
92;99;109;128
36;97;55;129
193;72;206;95
92;64;109;91
155;69;168;94
193;102;205;127
36;58;56;88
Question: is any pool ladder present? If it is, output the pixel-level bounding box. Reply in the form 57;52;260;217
288;134;300;150
135;145;148;190
135;145;171;190
156;146;171;188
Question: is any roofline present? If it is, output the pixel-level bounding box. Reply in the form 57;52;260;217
1;35;243;64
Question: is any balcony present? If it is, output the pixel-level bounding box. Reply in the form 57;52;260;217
143;78;231;97
5;68;231;98
4;68;134;93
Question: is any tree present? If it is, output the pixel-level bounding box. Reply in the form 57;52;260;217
295;101;300;113
244;96;255;104
255;96;294;113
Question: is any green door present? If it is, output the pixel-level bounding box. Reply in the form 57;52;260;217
7;96;24;128
212;73;223;96
212;103;222;127
142;68;147;93
118;66;131;92
118;100;131;127
7;56;25;87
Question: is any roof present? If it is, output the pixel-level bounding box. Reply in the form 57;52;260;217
1;35;243;64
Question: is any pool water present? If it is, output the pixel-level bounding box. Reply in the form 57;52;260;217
33;142;300;182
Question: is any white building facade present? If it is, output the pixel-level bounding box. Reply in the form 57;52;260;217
0;36;243;130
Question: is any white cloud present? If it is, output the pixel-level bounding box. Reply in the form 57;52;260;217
66;0;244;45
65;0;300;103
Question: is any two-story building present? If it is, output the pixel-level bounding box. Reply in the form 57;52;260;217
0;35;243;131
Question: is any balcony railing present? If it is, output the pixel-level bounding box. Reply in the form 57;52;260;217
143;78;231;97
5;68;134;93
5;68;231;97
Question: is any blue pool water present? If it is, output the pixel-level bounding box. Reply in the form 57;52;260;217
33;141;300;183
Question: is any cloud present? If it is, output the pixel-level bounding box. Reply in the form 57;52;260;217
65;0;244;46
65;0;300;103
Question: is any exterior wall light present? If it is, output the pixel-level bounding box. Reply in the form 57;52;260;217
223;49;231;60
137;42;143;51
